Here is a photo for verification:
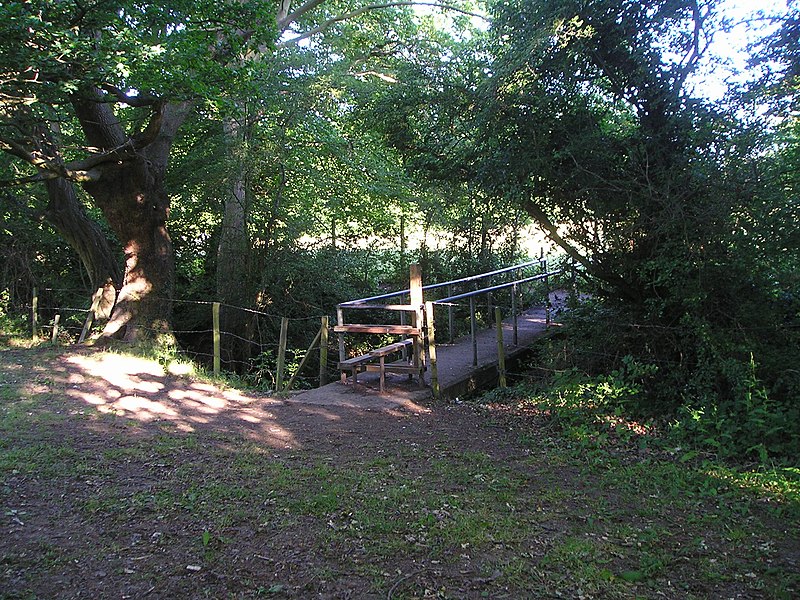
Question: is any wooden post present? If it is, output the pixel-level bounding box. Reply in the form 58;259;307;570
319;316;329;387
425;302;439;398
31;287;38;340
410;264;425;383
512;282;519;346
495;307;507;388
78;287;103;343
212;302;221;376
51;314;60;346
276;316;289;391
336;306;346;362
487;291;493;327
470;296;478;366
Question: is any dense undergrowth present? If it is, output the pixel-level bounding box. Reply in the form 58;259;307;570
484;289;800;475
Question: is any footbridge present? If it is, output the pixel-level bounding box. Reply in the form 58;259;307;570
292;257;566;407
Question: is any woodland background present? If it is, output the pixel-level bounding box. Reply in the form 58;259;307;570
1;0;798;464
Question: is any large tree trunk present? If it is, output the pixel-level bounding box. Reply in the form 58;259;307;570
43;177;121;319
216;115;256;368
83;157;175;341
73;94;189;342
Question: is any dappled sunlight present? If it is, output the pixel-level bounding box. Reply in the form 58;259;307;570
60;352;301;447
702;464;800;507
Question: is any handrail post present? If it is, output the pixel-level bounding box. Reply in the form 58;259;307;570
544;256;551;325
426;301;439;398
470;296;477;366
495;307;507;388
337;305;346;366
447;284;454;344
512;282;518;346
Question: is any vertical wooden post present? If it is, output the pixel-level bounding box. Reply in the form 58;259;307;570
319;316;329;387
495;307;507;388
447;284;454;344
470;296;478;366
400;306;411;364
487;291;493;327
425;301;439;399
51;314;60;346
212;302;221;376
410;264;425;383
31;287;38;340
276;316;289;391
336;306;346;362
512;282;519;346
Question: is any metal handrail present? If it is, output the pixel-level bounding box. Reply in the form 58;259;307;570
338;259;542;306
433;270;562;305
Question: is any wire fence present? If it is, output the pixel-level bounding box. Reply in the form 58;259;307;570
18;286;335;392
16;258;577;394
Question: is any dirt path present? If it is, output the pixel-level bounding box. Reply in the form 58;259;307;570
1;346;798;599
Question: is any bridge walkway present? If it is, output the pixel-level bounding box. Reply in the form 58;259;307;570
286;291;567;412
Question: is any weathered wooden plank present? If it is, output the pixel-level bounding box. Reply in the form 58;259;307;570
369;339;413;357
338;355;373;367
364;363;426;374
333;324;420;335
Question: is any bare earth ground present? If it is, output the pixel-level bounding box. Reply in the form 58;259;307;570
0;346;798;599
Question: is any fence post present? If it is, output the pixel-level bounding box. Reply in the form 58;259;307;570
495;307;507;388
470;296;478;367
319;316;329;387
425;302;439;399
51;314;60;346
276;316;289;391
212;302;221;376
31;287;38;340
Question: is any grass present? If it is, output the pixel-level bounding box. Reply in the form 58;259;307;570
1;347;798;599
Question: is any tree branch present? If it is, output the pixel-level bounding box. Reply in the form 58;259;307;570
278;1;489;47
277;0;328;31
1;133;138;186
98;83;161;108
